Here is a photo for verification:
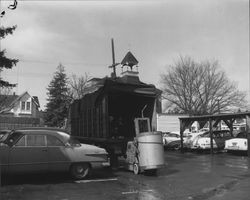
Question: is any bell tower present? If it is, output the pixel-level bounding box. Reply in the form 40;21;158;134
121;51;139;78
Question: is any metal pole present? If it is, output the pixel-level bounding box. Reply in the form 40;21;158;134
209;118;214;154
180;120;184;153
246;115;250;157
217;99;221;130
111;38;116;77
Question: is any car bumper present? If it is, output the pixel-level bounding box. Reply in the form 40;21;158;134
191;144;217;150
91;159;110;168
225;146;247;151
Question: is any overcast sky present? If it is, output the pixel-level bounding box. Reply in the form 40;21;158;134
0;0;249;110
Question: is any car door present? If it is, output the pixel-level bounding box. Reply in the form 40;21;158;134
47;134;71;172
9;132;48;174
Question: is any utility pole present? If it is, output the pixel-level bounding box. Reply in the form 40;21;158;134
111;38;116;75
108;38;119;78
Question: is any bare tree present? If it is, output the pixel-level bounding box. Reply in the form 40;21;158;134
160;56;246;115
68;73;90;101
64;73;90;131
0;87;15;113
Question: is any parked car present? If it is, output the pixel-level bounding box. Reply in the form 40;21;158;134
225;132;248;152
166;140;182;150
184;131;206;149
162;132;180;146
0;127;109;179
191;130;233;151
163;131;190;150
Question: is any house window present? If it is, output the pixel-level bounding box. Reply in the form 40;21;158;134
21;101;26;110
26;102;31;111
20;101;31;111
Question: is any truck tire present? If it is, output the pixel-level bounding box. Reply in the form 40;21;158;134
70;163;91;180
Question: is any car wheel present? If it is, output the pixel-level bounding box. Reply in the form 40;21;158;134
173;144;180;151
70;163;91;180
133;157;140;175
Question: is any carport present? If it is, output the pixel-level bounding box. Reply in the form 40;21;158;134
179;112;250;157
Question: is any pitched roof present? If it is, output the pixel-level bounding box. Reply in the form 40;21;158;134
121;51;139;68
0;91;40;112
32;96;40;107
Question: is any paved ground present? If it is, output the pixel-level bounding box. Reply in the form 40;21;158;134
0;151;249;200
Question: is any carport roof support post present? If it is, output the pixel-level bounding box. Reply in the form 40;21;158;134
180;120;184;153
246;115;250;157
209;118;214;155
179;119;192;153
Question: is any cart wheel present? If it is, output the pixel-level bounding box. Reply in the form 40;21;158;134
133;163;140;175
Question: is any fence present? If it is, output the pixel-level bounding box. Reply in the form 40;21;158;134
0;116;41;130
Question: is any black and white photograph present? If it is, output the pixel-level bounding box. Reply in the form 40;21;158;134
0;0;249;199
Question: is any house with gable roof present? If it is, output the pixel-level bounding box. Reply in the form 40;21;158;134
0;91;40;117
0;91;42;129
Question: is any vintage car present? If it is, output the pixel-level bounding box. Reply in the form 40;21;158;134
162;131;190;150
184;131;206;149
191;130;233;151
162;132;180;146
0;127;109;179
225;132;248;152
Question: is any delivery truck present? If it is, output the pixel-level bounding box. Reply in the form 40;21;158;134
70;76;161;161
69;51;162;165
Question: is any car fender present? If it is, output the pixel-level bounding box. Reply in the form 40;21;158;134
65;144;108;163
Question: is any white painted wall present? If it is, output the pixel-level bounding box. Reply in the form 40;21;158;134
156;114;189;132
10;93;32;116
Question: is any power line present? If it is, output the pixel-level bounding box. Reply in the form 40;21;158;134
18;59;109;67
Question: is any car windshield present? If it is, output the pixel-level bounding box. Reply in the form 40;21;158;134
168;133;180;138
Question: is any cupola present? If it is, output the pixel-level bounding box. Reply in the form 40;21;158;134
120;51;140;83
121;51;139;77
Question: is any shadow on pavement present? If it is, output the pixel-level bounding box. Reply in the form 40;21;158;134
1;167;116;186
